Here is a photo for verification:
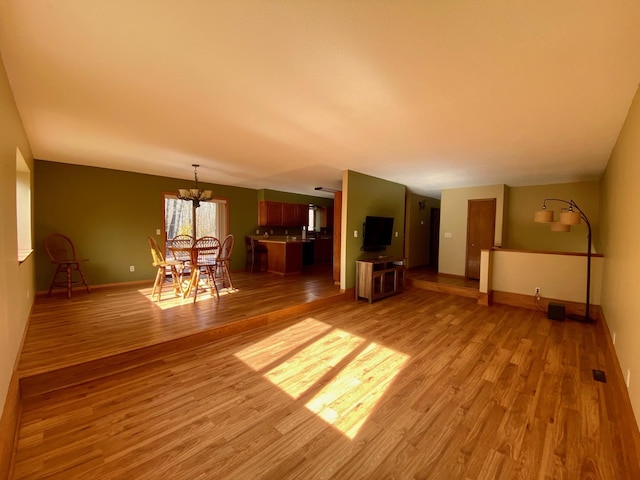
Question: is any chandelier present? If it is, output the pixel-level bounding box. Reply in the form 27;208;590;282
177;164;212;208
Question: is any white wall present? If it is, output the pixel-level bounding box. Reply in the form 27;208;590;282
600;85;640;425
0;53;34;418
491;250;603;304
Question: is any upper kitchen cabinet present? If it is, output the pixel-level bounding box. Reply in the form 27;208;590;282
259;201;309;227
259;201;282;226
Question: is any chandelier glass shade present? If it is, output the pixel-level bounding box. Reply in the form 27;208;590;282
177;164;212;208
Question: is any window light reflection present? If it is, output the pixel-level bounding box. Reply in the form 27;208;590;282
235;318;409;439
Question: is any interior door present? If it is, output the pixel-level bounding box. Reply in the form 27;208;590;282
465;198;496;279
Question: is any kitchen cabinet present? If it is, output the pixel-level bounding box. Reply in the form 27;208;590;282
282;203;297;226
314;235;332;263
259;201;282;227
296;204;309;226
259;201;309;227
257;238;304;275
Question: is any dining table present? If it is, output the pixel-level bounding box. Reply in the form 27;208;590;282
168;244;219;300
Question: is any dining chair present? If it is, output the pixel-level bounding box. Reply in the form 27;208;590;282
148;236;183;301
168;234;193;263
43;233;91;299
245;236;268;272
191;236;220;302
217;234;235;289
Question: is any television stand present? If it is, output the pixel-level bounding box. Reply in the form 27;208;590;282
355;257;405;303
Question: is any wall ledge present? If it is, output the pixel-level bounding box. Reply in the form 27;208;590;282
492;247;603;258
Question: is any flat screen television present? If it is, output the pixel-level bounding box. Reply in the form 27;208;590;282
362;216;394;251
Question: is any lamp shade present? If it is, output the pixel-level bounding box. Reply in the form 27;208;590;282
550;222;571;232
560;209;581;225
534;209;554;223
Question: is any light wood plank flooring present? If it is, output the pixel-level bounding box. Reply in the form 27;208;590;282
12;287;640;479
407;266;480;290
19;266;341;379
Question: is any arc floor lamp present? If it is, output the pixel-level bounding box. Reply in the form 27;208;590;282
534;198;593;323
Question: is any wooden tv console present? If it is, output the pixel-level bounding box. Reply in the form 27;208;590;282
355;257;405;303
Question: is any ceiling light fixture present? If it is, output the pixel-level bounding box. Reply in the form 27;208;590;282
177;164;212;208
534;198;593;323
314;186;340;193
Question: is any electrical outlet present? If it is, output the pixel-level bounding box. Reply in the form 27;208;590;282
129;265;135;272
395;231;398;237
535;287;540;295
156;228;161;235
354;230;358;238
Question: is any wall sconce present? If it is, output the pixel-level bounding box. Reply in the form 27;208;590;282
534;198;593;323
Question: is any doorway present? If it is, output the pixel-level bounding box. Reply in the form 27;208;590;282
465;199;496;280
429;207;440;270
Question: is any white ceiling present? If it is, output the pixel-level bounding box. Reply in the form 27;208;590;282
1;1;640;199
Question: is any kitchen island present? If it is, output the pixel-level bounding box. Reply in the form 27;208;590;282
257;237;308;275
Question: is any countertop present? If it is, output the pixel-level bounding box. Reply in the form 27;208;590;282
256;236;311;244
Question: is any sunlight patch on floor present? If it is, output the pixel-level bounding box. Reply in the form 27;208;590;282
305;341;409;438
234;317;410;439
264;328;367;399
138;284;239;310
234;318;334;370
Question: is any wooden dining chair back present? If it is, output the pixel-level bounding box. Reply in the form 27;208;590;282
245;236;267;273
191;236;221;302
168;235;193;265
44;233;91;299
148;236;183;301
169;234;193;246
217;234;235;289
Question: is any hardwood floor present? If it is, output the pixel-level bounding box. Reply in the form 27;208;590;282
407;266;480;289
11;285;640;479
19;266;341;380
407;267;480;299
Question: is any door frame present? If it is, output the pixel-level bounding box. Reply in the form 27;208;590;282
464;198;496;279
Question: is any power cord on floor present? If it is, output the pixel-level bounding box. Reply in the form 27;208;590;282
534;291;546;313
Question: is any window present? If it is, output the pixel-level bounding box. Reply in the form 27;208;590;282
16;148;32;262
164;194;228;242
308;204;316;232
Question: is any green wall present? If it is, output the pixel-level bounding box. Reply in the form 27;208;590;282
343;170;406;289
34;161;258;291
505;181;600;253
257;189;334;208
405;193;440;268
